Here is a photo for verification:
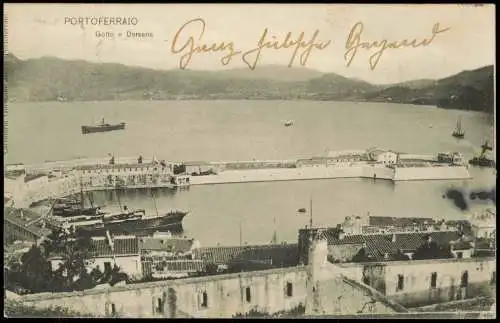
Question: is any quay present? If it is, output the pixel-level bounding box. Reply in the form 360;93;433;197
4;148;471;207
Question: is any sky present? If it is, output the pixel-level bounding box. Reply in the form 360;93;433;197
4;4;496;84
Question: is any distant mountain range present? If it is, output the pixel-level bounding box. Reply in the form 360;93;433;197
4;54;494;114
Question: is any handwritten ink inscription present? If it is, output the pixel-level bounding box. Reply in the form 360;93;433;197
85;17;450;71
345;22;450;70
171;18;331;70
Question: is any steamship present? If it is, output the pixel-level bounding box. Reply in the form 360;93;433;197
48;181;188;236
48;206;188;237
81;118;126;134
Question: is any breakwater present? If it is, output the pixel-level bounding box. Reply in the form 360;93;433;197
4;149;472;207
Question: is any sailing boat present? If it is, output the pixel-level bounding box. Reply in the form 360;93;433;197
452;117;465;139
51;181;102;217
74;183;189;236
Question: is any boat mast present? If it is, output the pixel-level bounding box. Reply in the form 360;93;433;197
150;189;159;217
116;189;123;212
239;219;242;247
309;196;313;229
271;216;277;244
79;177;85;209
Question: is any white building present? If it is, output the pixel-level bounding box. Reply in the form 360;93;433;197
49;235;142;279
470;209;496;239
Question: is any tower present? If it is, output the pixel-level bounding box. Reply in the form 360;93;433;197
306;228;329;315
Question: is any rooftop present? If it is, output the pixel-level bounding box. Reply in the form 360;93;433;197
50;235;139;259
139;236;195;254
75;162;161;171
193;243;300;267
151;260;207;272
320;229;464;262
4;207;52;238
368;216;437;227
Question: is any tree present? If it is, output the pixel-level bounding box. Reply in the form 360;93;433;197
41;227;94;291
108;264;129;286
412;241;454;260
17;245;55;293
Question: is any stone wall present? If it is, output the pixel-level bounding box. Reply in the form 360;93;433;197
20;267;309;318
19;261;405;318
338;257;496;308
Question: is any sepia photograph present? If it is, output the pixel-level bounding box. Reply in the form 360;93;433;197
3;3;496;319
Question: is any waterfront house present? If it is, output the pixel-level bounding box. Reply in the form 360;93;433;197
49;235;142;279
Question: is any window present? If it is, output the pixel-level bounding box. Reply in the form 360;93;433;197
245;287;251;303
430;272;437;288
461;271;469;287
491;272;496;285
286;282;293;297
110;303;116;316
201;291;208;308
397;275;404;291
456;252;463;259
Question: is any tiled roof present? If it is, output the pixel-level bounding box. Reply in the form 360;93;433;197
162;260;206;272
87;236;139;257
369;216;436;227
192;244;299;266
325;230;461;261
139;237;194;254
4;207;52;238
76;162;158;171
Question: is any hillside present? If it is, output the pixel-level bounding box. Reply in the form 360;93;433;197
361;66;494;114
4;54;494;114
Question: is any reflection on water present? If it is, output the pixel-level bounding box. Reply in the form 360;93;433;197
10;101;495;247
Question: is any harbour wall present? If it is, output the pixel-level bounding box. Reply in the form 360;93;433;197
394;166;471;181
5;165;471;208
189;165;469;185
189;166;376;185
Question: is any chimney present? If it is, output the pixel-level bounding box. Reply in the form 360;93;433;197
20;209;24;220
338;231;345;240
427;235;432;243
392;233;397;243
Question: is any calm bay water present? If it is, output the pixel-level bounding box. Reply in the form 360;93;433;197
5;100;496;246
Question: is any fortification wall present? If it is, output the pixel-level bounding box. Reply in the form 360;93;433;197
394;166;471;181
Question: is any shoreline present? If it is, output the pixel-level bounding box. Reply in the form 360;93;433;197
5;99;493;115
5;152;472;208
